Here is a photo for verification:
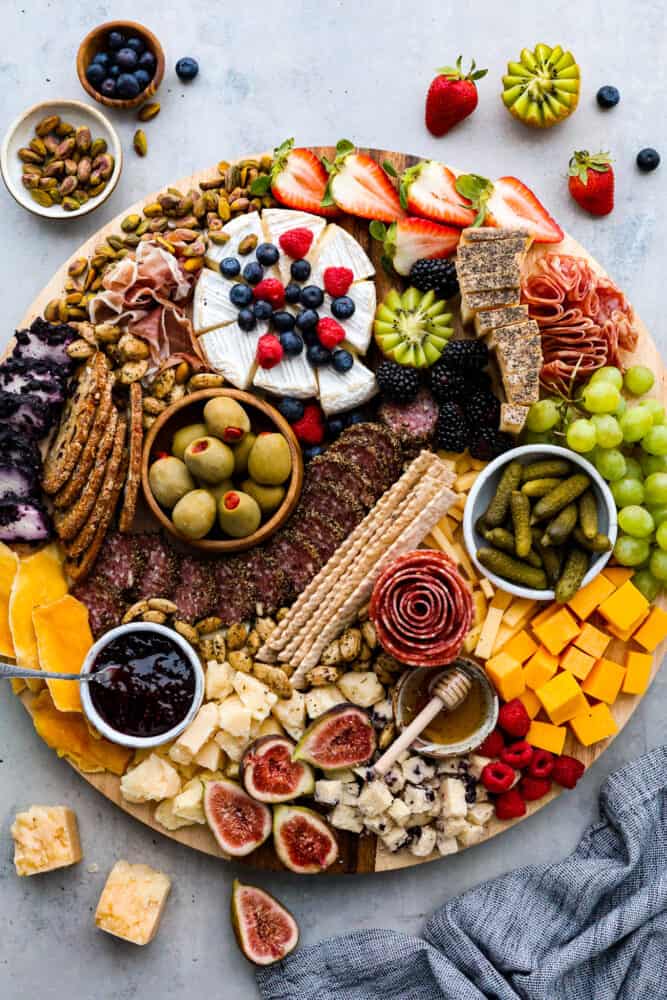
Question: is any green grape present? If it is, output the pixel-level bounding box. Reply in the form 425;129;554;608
525;399;560;433
649;548;667;581
624;365;655;396
624;456;643;480
618;505;655;538
591;414;622;448
595;447;627;481
632;568;661;602
613;534;650;566
639;453;667;476
521;430;555;446
636;399;665;425
566;418;596;453
620;407;653;443
645;473;667;505
656;521;667;551
613;396;627;418
582;381;621;414
611;478;645;507
648;505;667;527
590;366;624;390
642;425;667;456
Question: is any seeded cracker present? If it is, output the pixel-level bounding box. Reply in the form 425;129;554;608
53;408;119;541
64;414;127;558
53;370;114;509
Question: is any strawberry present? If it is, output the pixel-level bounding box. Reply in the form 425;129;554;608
250;138;338;218
279;227;314;258
370;216;460;276
323;140;404;222
400;160;476;228
317;317;346;350
323;267;353;297
455;173;564;244
568;150;614;216
425;56;487;137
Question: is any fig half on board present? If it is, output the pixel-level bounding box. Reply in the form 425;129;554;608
204;778;271;857
242;735;315;803
293;704;376;769
273;805;339;874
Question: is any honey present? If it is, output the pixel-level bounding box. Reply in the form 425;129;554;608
402;672;486;746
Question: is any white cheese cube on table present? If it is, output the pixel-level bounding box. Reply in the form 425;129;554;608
363;814;395;837
436;833;459;857
357;781;393;818
95;861;171;946
401;756;436;785
194;739;223;772
168;703;219;765
11;806;82;876
337;671;384;708
380;826;410;853
341;781;361;806
458;824;486;849
382;765;406;795
468;754;492;780
329;803;364;834
205;660;235;702
173;778;206;824
154;797;196;832
233;672;277;721
437;816;469;838
387;798;411;828
121;754;181;804
440;778;468;819
467;802;494;827
214;729;248;762
218;694;253;739
402;784;437;815
409;825;437;858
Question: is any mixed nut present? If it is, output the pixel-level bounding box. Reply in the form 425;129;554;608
19;114;114;210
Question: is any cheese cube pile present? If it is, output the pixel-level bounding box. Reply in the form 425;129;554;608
95;861;171;946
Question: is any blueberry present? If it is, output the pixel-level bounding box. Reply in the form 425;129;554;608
295;308;319;332
230;283;253;307
273;310;295;333
116;47;138;71
86;62;106;86
280;331;304;356
220;257;241;279
100;78;117;98
237;308;256;332
637;147;660;172
108;31;125;51
303;444;325;461
307;343;332;366
109;64;120;78
92;52;110;68
332;349;354;373
301;327;319;346
138;50;157;73
243;261;264;285
300;285;324;309
134;69;151;90
346;410;366;425
126;36;145;55
285;282;302;304
596;85;620;109
176;57;199;81
278;397;305;422
331;295;355;320
253;300;273;321
116;73;141;98
327;416;346;438
256;243;279;266
291;259;311;282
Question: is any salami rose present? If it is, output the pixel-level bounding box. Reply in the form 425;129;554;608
370;550;473;667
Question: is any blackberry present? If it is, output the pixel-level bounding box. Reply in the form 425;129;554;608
429;364;466;404
469;426;513;461
465;390;501;428
464;369;492;393
434;402;469;453
440;339;489;372
409;258;459;299
376;360;420;403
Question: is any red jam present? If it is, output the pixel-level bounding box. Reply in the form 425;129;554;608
90;631;196;738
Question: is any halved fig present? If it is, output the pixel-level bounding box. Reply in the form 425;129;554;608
242;735;315;803
231;879;299;965
204;778;271;857
273;805;339;874
293;704;376;769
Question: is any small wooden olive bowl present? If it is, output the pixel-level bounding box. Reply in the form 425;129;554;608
141;388;304;554
77;21;165;110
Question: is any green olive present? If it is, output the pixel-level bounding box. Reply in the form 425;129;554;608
242;478;286;514
172;489;216;540
149;456;194;509
247;433;292;486
171;422;207;460
232;431;257;477
218;490;262;538
184;436;234;483
204;396;251;443
204;479;234;504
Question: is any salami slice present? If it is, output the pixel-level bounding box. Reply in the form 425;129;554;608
292;509;348;566
299;481;365;536
71;578;124;638
307;453;377;509
174;556;218;622
370;550;473;667
264;531;321;602
132;533;178;600
239;549;286;616
89;531;138;594
214;556;257;624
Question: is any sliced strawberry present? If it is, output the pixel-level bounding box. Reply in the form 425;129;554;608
371;216;460;276
260;139;338;218
324;141;404;222
400;161;476;227
487;176;563;244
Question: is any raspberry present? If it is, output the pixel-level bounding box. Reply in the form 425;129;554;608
292;402;325;445
552;755;585;789
253;278;285;308
480;761;515;794
323;266;353;297
475;728;504;758
256;333;283;369
279;228;313;259
519;776;552;801
500;741;533;770
494;788;526;821
317;317;346;350
498;699;531;739
527;749;555;779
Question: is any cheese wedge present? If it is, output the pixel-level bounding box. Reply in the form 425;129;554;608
262;208;327;282
320;280;376;353
192;267;239;334
317;356;377;415
311;223;375;284
204;212;265;268
199;320;268;389
253;348;318;399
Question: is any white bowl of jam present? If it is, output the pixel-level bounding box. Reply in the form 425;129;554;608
80;623;204;749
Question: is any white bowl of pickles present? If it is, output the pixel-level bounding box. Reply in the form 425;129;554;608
463;444;617;602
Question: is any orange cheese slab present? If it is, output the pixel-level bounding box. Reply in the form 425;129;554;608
33;596;93;713
0;542;18;658
567;574;615;620
570;702;618;747
536;670;587;725
560;644;596;681
601;567;635;588
597;581;649;633
519;688;541;719
8;544;67;679
633;606;667;653
526;720;566;755
606;609;649;642
581;658;625;704
502;630;538;664
532;607;580;656
573;622;611;661
485;652;525;701
523;647;559;690
623;651;652;695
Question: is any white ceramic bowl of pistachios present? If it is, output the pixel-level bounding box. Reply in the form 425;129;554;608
1;98;122;220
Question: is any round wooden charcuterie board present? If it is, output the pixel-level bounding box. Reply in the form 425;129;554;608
13;147;667;875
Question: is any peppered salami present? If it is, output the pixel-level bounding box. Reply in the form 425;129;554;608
299;481;365;536
132;533;179;600
292;510;348;565
378;388;439;448
174;556;218;622
214;557;257;624
90;531;138;594
307;453;378;509
239;549;286;616
341;423;403;482
264;531;321;602
71;578;124;638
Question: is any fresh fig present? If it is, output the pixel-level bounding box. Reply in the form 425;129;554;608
242;735;315;803
293;704;377;769
204;778;271;857
231;879;299;965
273;805;339;874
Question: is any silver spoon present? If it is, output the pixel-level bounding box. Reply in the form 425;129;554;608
0;660;119;685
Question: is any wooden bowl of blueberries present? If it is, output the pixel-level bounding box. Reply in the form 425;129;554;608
77;21;165;109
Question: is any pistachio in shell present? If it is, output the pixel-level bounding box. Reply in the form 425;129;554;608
35;114;60;136
90;137;107;158
75;125;92;153
138;101;160;122
121;213;141;232
30;188;53;208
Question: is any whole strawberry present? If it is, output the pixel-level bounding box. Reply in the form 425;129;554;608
425;56;487;137
568;150;614;216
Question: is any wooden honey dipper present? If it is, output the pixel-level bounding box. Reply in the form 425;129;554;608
372;667;472;777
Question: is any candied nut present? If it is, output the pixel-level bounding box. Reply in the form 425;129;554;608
361;620;377;650
228;650;253;674
118;360;149;384
66;339;94;360
304;665;342;686
226;623;248;651
252;662;292;698
119;333;150;362
142;396;166;416
199;634;226;661
187;372;224;391
255;618;276;642
122;600;150;624
142;610;167;625
321;640;342;665
196;616;223;635
246;630;261;654
95;323;121;344
378;722;396;750
147;598;178;614
173;620;200;645
151;368;175;399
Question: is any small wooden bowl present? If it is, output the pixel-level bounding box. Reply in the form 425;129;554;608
141;388;304;554
77;21;165;110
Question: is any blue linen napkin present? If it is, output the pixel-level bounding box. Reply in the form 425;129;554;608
256;746;667;999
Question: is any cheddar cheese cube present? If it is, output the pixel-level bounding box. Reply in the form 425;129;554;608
606;609;649;642
601;566;635;588
574;622;611;660
622;651;652;695
531;603;559;629
598;581;649;633
536;670;587;725
502;630;538;664
569;702;618;746
95;861;171;945
567;574;615;620
581;657;625;704
560;644;596;681
526;719;566;755
11;805;82;876
485;652;525;701
523;647;559;690
532;607;580;656
519;688;542;719
633;606;667;653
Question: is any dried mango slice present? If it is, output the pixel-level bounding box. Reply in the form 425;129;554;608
30;689;131;776
0;541;18;659
33;595;93;713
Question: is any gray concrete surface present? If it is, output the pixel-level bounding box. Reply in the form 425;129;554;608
1;2;666;997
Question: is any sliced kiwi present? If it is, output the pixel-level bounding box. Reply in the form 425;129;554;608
373;286;453;368
502;43;580;128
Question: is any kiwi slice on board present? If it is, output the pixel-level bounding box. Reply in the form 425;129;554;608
502;43;580;128
373;286;453;368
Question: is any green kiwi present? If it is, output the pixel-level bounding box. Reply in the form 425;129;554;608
502;44;580;128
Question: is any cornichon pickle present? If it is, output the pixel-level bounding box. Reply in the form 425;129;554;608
572;527;612;553
533;535;563;586
530;474;591;522
555;548;590;603
482;527;542;568
510;490;532;558
477;547;548;589
543;502;578;546
578;490;598;540
522;459;572;481
521;477;563;498
484;460;523;528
